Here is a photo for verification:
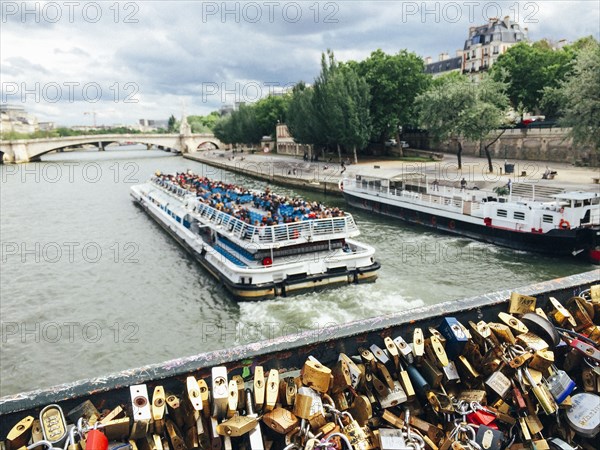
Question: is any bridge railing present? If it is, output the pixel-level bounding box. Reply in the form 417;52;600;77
152;178;360;247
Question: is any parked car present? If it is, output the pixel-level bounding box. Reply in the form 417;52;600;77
384;139;397;147
400;141;409;148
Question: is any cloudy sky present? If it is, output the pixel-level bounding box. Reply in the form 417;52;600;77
1;1;598;126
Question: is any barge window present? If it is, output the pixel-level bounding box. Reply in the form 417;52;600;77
497;209;507;218
513;211;525;221
542;214;554;224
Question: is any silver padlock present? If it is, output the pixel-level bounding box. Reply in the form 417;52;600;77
545;367;576;404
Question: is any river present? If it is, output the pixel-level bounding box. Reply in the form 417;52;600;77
0;146;593;395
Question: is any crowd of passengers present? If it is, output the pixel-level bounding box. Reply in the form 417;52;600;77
155;172;346;225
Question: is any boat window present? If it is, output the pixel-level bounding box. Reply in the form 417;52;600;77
514;211;525;221
542;214;554;224
497;209;507;218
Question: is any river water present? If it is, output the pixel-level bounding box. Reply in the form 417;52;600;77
0;147;593;395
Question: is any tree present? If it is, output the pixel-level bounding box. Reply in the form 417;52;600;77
355;49;431;146
167;115;177;132
556;39;600;151
491;41;576;116
415;74;509;171
286;82;326;149
254;94;290;138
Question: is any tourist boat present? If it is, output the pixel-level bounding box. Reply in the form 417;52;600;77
130;172;380;300
340;172;600;263
1;270;598;445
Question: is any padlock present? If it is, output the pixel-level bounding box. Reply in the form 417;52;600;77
566;296;594;331
253;366;265;413
475;425;504;450
67;400;101;425
332;391;350;410
524;413;544;435
293;386;322;419
438;317;469;360
244;388;265;450
516;332;549;352
397;363;416;401
376;381;407;409
151;386;166;435
264;369;279;412
39;404;68;447
406;364;430;399
380;410;404;429
370;343;393;372
548;438;578;450
521;313;560;348
231;375;245;411
469;320;501;350
166;396;185;430
509;292;537;315
331;359;353;393
308;413;327;432
215;415;259;437
129;385;152;439
184;376;203;429
458;390;487;404
6;416;34;450
342;416;369;450
412;328;425;359
85;430;108;450
518;416;533;443
226;379;238;418
392;335;414;364
582;365;600;393
165;419;186;450
376;362;395;390
549;297;578;328
508;351;533;369
498;312;529;334
568;338;600;362
565;392;600;438
383;336;400;371
378;428;407;450
301;359;331;393
484;371;511;399
419;357;443;388
529;349;554;373
511;380;528;412
584;325;600;345
487;322;516;344
521;366;557;415
207;417;222;450
442;360;461;385
30;419;43;444
455;355;481;384
348;395;373;427
262;407;299;434
545;368;576;403
211;366;229;419
424;335;449;368
339;353;363;389
196;379;210;418
98;406;130;441
279;376;296;407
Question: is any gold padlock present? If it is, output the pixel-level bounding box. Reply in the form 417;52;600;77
227;379;238;418
348;395;372;427
413;328;425;359
216;415;259;437
498;312;529;334
516;332;549;352
301;359;331;393
152;386;166;435
342;417;369;450
529;349;554;373
262;407;299;434
30;420;43;444
165;419;186;450
549;297;577;328
253;366;265;412
331;359;352;393
6;416;34;450
509;292;536;315
166;395;185;430
293;386;322;419
232;375;245;411
197;379;210;418
383;336;400;371
424;335;449;368
488;322;516;344
265;369;279;412
279;376;296;407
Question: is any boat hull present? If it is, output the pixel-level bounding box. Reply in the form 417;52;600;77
133;191;380;301
343;190;600;262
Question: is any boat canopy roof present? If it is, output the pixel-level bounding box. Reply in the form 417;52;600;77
551;191;600;201
357;172;426;182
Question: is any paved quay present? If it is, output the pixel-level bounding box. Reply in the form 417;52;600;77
184;150;600;196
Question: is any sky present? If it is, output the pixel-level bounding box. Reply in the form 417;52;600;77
1;1;599;127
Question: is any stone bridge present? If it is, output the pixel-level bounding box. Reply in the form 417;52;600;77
0;133;223;163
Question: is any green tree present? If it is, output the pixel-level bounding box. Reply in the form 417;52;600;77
286;82;326;149
355;49;431;146
491;41;576;117
167;115;177;132
254;94;290;138
556;39;600;151
415;74;509;171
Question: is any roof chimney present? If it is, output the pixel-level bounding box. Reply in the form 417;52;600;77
439;52;449;61
425;56;432;64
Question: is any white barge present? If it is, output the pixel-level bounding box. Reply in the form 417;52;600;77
341;172;600;263
131;172;380;300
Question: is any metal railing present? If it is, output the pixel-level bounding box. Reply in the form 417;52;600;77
152;178;360;246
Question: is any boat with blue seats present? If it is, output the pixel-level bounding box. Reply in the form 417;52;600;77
131;171;380;300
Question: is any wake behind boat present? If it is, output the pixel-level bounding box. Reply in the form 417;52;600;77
131;172;380;300
340;172;600;263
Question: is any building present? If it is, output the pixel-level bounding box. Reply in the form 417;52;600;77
0;104;39;134
462;16;528;79
137;118;169;132
424;51;463;77
275;123;312;157
424;16;528;79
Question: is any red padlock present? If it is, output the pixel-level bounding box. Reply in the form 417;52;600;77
467;409;498;429
86;429;108;450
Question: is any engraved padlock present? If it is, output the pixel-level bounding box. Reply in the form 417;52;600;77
545;367;576;403
301;358;331;393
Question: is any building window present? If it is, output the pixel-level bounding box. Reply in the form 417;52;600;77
514;211;525;221
542;215;554;224
493;46;499;54
497;209;507;218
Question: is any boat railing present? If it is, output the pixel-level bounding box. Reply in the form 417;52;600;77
152;178;360;246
